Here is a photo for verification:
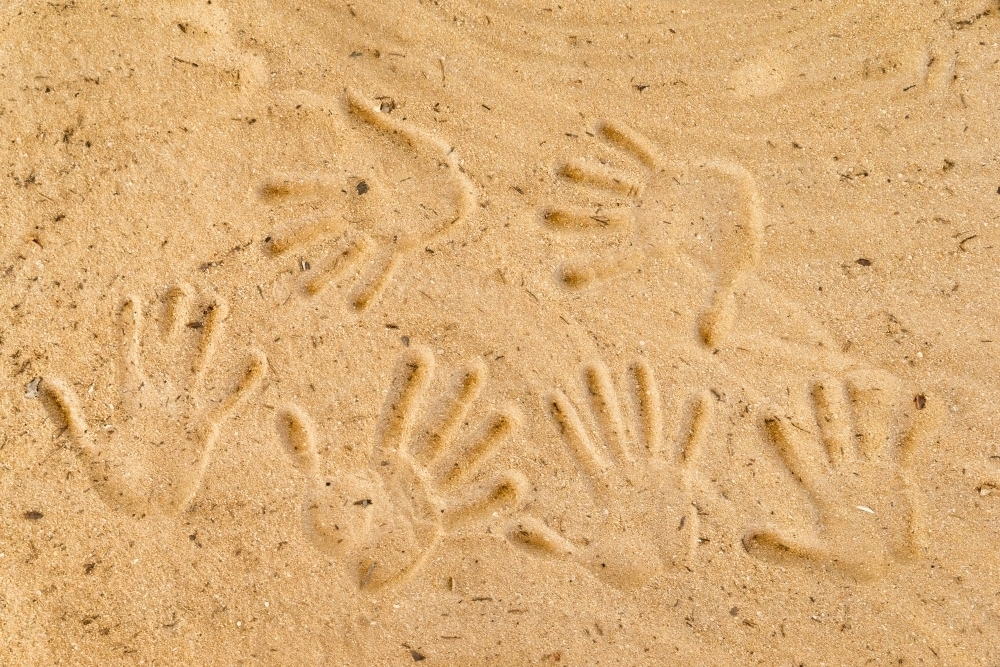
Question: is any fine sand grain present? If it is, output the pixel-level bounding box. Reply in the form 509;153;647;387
2;0;1000;664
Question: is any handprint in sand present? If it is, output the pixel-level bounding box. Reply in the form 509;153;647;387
539;122;762;346
507;358;712;589
279;347;528;591
42;285;267;516
259;89;475;313
743;371;943;576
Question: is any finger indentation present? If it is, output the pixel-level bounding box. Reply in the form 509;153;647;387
437;409;519;487
763;414;821;493
698;290;736;348
269;215;349;256
897;391;943;467
540;207;630;232
696;162;764;347
304;237;368;296
377;347;434;457
547;390;607;475
411;362;484;465
348;247;402;312
811;378;853;466
276;405;319;477
557;252;643;290
258;177;335;203
40;378;89;442
597;121;661;170
164;284;193;339
845;372;900;459
679;391;712;466
41;378;147;514
192;298;229;382
702;161;763;282
213;349;268;419
445;470;529;528
582;363;631;463
118;294;144;375
629;359;663;457
506;516;576;557
741;528;829;566
183;352;269;512
558;160;643;197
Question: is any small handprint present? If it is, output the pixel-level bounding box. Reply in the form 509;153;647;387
743;371;942;575
540;121;763;346
507;358;712;589
259;89;475;312
42;285;267;516
278;347;528;591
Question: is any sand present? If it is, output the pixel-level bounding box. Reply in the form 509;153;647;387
2;0;1000;663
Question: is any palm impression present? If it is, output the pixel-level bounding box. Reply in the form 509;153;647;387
540;121;763;347
42;285;267;516
744;371;943;576
259;89;475;313
508;358;713;589
278;347;528;591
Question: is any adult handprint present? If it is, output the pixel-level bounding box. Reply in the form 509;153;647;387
279;347;528;590
508;358;712;588
42;285;266;516
743;370;942;575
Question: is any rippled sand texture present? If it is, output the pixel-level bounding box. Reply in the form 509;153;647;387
2;0;1000;664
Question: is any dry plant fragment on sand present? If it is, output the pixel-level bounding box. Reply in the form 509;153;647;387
42;285;267;516
540;121;763;347
743;370;943;576
508;357;712;589
259;89;475;313
278;347;528;591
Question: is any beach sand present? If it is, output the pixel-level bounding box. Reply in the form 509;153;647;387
2;0;1000;663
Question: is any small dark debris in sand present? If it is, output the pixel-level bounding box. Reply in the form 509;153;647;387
25;377;41;398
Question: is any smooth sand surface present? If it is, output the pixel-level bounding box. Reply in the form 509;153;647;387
2;0;1000;663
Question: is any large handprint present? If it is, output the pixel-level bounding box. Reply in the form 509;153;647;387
743;371;943;575
42;285;267;516
508;358;712;589
279;347;528;591
259;89;475;313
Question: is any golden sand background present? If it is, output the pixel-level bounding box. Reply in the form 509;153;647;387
2;0;1000;663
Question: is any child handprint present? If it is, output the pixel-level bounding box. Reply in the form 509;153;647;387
259;89;475;312
42;285;267;516
540;121;763;346
508;358;712;588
